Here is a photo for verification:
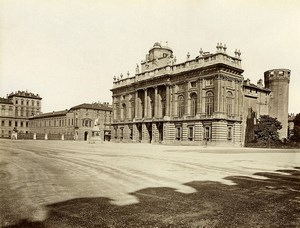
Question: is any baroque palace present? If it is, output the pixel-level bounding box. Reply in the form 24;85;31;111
0;91;112;141
111;42;290;146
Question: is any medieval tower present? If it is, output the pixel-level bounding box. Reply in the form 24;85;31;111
264;69;291;139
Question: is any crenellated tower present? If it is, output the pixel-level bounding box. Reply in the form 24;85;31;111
264;69;291;139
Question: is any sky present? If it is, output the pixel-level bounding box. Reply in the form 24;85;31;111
0;0;300;114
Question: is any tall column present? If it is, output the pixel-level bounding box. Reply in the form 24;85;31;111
112;96;116;120
170;85;174;117
166;85;170;116
128;96;132;120
154;86;158;117
234;80;238;116
173;85;177;117
197;79;202;114
144;88;148;118
184;82;189;115
135;91;139;118
216;76;222;113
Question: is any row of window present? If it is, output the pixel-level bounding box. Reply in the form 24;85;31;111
30;118;70;128
29;118;101;128
1;106;13;116
113;125;234;141
15;99;40;106
15;108;40;117
175;126;233;141
1;120;28;128
116;91;234;120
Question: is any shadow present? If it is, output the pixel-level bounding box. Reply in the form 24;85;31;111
5;168;300;228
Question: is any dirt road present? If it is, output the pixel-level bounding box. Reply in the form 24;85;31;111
0;140;299;227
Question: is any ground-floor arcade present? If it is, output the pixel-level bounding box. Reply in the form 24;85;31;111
112;120;242;146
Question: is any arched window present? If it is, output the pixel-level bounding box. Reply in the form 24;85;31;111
190;93;197;116
178;95;185;118
205;91;214;116
226;91;233;115
122;103;127;120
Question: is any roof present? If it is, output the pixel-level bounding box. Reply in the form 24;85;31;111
0;97;13;104
243;81;271;92
29;110;68;119
7;91;42;100
69;103;112;112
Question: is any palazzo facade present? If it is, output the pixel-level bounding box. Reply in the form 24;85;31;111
0;91;42;138
111;42;244;146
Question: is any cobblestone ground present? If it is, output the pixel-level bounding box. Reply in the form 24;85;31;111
0;139;299;227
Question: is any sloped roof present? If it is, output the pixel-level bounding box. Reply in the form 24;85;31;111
29;110;68;119
243;81;271;92
7;91;42;100
0;97;13;104
69;103;112;112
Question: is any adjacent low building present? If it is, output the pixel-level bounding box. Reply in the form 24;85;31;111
29;103;112;141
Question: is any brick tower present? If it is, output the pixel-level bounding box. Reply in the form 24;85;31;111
264;69;291;139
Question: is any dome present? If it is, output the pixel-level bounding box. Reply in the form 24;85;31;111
153;42;162;48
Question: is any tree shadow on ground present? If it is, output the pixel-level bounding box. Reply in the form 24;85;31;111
5;167;300;228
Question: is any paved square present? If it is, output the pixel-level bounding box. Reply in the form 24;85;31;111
0;140;299;227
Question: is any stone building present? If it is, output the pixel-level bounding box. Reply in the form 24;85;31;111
111;42;290;146
0;91;42;138
29;103;112;141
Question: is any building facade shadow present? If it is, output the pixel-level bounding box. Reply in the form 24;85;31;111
5;167;300;228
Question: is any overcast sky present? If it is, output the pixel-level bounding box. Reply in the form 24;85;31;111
1;0;299;114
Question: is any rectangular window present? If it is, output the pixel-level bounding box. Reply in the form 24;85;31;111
190;81;197;88
120;128;124;140
1;105;5;115
204;126;211;141
1;121;4;126
15;121;18;127
130;128;133;140
228;126;232;140
188;126;194;141
176;127;181;140
9;121;11;127
21;122;23;127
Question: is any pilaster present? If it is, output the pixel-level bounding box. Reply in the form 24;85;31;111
144;89;148;118
166;85;170;117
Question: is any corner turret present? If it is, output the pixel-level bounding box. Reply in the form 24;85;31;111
264;69;291;139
